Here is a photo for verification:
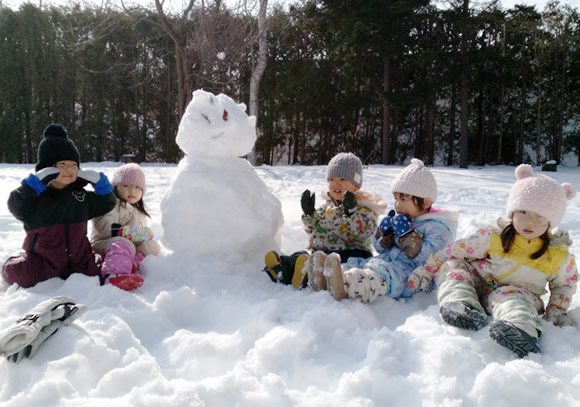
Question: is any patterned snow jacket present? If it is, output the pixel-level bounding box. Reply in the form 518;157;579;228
345;208;459;298
2;179;117;288
422;217;578;312
91;200;160;257
301;189;387;253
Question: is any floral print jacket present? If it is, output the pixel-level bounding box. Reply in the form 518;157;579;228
301;189;387;253
423;217;578;311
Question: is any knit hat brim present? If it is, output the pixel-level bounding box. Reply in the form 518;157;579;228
390;158;437;202
112;163;147;195
36;124;80;172
506;164;576;228
326;153;363;188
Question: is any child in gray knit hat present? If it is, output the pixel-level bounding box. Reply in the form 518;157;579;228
264;152;387;289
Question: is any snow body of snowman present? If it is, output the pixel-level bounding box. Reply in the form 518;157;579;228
160;89;283;260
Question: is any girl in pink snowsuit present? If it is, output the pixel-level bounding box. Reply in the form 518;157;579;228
90;163;160;290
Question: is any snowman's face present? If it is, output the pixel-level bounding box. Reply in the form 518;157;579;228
176;90;257;157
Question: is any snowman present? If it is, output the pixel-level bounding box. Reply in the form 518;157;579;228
160;89;284;261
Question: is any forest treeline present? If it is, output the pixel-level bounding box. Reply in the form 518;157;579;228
0;0;578;167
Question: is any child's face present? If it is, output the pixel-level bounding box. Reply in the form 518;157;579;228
393;193;431;218
51;160;78;189
117;183;144;205
327;177;359;201
512;210;549;239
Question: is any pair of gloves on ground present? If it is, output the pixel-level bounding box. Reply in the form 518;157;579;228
0;296;87;363
301;189;358;217
22;167;114;196
376;210;423;258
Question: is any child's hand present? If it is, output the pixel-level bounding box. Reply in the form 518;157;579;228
342;191;357;216
77;169;101;184
301;190;316;216
22;168;61;196
36;167;61;184
544;305;576;327
379;210;396;235
376;228;395;249
391;214;412;237
117;226;154;243
78;171;114;196
398;230;423;258
408;265;434;292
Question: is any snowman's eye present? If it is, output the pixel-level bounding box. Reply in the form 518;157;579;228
223;109;228;121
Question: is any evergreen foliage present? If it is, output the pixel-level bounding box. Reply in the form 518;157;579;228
0;1;578;166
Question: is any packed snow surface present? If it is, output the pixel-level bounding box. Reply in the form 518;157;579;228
1;161;579;406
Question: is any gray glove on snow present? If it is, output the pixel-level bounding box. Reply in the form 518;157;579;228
0;296;87;363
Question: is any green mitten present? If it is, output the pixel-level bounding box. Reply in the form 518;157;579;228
342;191;357;216
301;190;316;216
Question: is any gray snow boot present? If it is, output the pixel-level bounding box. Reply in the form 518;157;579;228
489;320;540;358
439;301;488;331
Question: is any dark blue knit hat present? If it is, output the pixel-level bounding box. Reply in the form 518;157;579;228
35;124;80;172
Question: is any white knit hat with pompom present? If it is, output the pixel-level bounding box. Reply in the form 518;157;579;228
390;158;438;202
506;164;576;227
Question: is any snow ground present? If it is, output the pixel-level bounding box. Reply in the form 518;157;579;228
0;161;579;407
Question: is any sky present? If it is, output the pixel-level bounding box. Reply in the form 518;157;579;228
1;87;580;405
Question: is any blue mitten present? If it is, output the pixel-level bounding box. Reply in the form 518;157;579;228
22;167;61;196
379;210;396;235
391;214;412;237
22;174;47;196
91;172;114;196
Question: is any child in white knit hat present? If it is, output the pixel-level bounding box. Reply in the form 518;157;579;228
91;163;160;291
408;164;578;357
264;152;387;289
324;158;459;303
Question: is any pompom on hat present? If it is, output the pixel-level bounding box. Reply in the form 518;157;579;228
35;123;81;172
506;164;576;228
326;152;363;188
391;158;437;202
112;163;147;195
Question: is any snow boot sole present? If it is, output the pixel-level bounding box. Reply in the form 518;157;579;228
489;320;540;358
309;251;328;291
292;255;308;289
324;253;346;300
264;251;308;289
109;274;144;291
264;251;281;283
440;301;488;331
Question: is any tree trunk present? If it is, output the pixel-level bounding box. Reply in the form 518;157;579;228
154;0;196;123
459;0;470;169
427;101;435;165
517;62;527;164
447;84;456;166
497;83;505;163
535;70;541;165
382;56;391;164
247;0;268;165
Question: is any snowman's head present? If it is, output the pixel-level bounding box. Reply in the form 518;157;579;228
176;89;257;157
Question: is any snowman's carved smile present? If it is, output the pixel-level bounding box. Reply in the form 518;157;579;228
212;132;224;139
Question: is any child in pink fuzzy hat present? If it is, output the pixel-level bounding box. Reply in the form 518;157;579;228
90;163;160;291
409;164;578;358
